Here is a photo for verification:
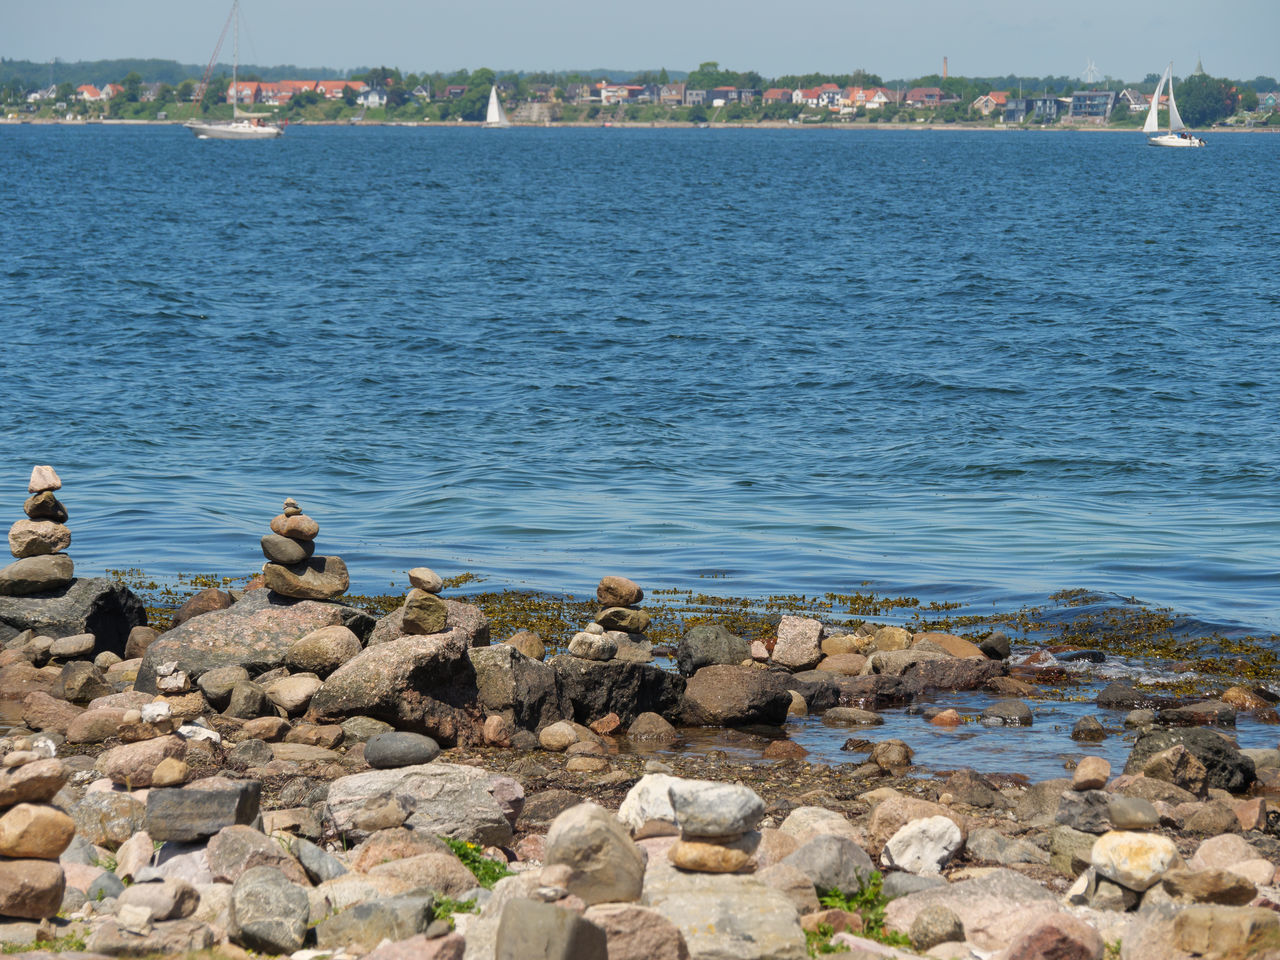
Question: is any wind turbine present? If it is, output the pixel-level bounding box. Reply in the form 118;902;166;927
1083;59;1100;84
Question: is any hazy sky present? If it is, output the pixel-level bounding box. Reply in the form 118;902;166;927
6;0;1276;81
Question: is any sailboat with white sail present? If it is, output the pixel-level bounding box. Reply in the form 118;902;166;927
484;85;511;128
1144;63;1204;148
186;0;283;140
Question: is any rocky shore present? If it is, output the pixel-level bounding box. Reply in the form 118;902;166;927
0;469;1279;959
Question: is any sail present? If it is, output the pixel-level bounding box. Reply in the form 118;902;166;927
1167;74;1185;132
1143;66;1167;134
486;86;510;126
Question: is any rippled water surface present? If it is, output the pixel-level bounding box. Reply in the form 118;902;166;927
4;125;1280;634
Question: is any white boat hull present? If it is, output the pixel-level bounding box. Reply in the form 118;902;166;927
1148;133;1204;147
186;119;282;140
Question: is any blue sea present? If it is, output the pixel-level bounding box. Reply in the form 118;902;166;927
4;123;1280;639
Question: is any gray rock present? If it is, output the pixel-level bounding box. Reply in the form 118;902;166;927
1124;727;1256;794
882;868;1057;953
286;624;362;678
117;878;200;921
55;661;111;703
287;836;347;885
1108;795;1159;830
0;575;144;654
230;865;309;954
87;871;126;901
627;712;677;742
965;827;1049;865
340;716;394;743
0;555;75;598
65;789;146;847
909;904;965;951
608;631;653;663
981;699;1032;725
225;681;269;719
568;632;617;661
207;824;308;886
551;655;685;727
781;834;875;895
263;555;349;601
979;632;1010;660
1056;789;1112;834
881;872;947;899
677;664;790;726
85;916;215;956
144;778;262;842
196;665;249;708
667;780;764;838
364;731;441;768
469;644;563;733
229;738;274;766
545;802;645;905
314;894;434;951
260;533;314;565
1072;715;1107;740
403;588;448;635
1050;825;1098;877
675;624;751;678
495;898;608;960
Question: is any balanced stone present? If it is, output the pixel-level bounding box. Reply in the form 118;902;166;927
22;492;67;523
260;533;314;565
269;513;319;541
282;497;301;516
597;575;644;608
8;520;71;558
263;556;349;600
0;554;74;597
668;780;765;839
568;631;617;661
27;466;61;494
596;606;650;633
402;588;448;634
408;567;444;593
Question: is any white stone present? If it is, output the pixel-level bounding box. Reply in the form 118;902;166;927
27;466;61;494
881;816;964;875
178;725;222;744
141;702;173;723
617;774;680;839
668;779;765;839
1090;831;1182;892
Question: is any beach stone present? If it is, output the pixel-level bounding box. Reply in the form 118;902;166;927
365;731;441;768
912;631;986;658
668;834;759;873
367;596;490;647
1108;795;1159;830
551;655;684;727
1124;727;1256;794
224;680;268;718
884;868;1057;952
0;803;74;859
606;631;651;663
314;893;434;951
7;520;70;559
778;806;861;846
1188;833;1259;872
872;626;911;650
1073;756;1111;791
668;780;764;838
756;862;818;913
1166;905;1280;959
868;795;966;848
0;858;64;920
0;555;74;598
97;734;186;788
595;607;650;633
327;763;516;845
170;587;234;628
403;588;448;635
822;706;883;725
1072;715;1107;741
47;631;94;660
583;902;689;960
115;829;156;880
407;567;444;594
208;824;308;885
1091;830;1181;892
597;576;643;608
469;643;562;732
264;555;349;601
675;624;751;677
57;660;111;704
1056;789;1112;834
627;711;677;742
265;674;322;714
678;664;790;726
20;690;82;734
194;664;248;707
268;512;319;540
1159;699;1237;726
882;816;964;875
569;632;617;661
22;491;66;523
1183;799;1241;835
0;570;142;661
1220;685;1272;711
230;864;309;954
282;624;362;678
966;827;1049;865
540;720;580;752
617;773;680;838
870;738;914;773
781;834;875;894
982;699;1032;725
1004;912;1104;960
1142;743;1209;796
814;653;867;675
117;877;200;921
1162;867;1257;905
771;616;824;671
26;466;60;494
144;778;261;842
909;904;965;951
64;788;145;847
496;898;608;960
545;801;645;905
260;533;313;565
64;706;127;744
123;625;158;659
506;630;546;660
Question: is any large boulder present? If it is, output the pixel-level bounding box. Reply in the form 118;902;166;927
545;802;646;905
678;665;791;726
550;655;684;726
0;577;145;655
366;598;490;647
1124;728;1256;794
135;590;375;693
902;657;1007;693
230;865;309;955
883;868;1059;952
675;624;751;678
325;763;517;846
469;644;564;731
308;631;481;745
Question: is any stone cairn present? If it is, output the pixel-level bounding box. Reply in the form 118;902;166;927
567;575;654;664
0;465;75;597
401;566;447;635
0;737;75;920
667;779;765;874
260;498;349;601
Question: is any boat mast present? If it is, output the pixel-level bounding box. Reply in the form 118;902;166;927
231;0;238;118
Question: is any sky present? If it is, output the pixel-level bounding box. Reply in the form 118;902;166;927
6;0;1276;82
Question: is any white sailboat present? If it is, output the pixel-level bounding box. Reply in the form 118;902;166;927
484;85;511;128
186;0;283;140
1144;63;1204;148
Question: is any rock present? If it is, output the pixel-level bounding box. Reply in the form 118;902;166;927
596;607;650;633
966;827;1049;865
408;567;445;593
868;796;966;849
0;555;74;597
48;631;95;660
208;824;308;885
0;803;74;859
1158;699;1237;727
265;674;322;714
495;898;608;960
668;780;764;838
260;533;314;565
286;624;362;677
756;862;819;913
1072;715;1107;741
7;520;71;559
675;624;750;677
229;738;273;765
136;590;374;694
96;735;186;788
545;801;645;905
314;894;434;951
814;653;867;675
362;932;465;960
365;731;441;768
1073;756;1111;791
618;773;680;839
21;690;83;734
230;865;309;954
143;778;262;842
1220;685;1272;711
678;664;790;726
771;616;824;671
484;714;514;746
115;830;156;880
26;466;60;494
1107;796;1159;830
124;625;158;659
870;738;914;774
584;902;690;960
909;904;965;951
64;789;145;847
668;833;759;873
118;878;201;921
912;631;987;658
170;588;234;628
1183;800;1241;835
540;720;581;752
597;576;644;608
1124;727;1256;794
884;869;1057;952
781;835;875;894
1142;743;1209;797
778;807;861;846
506;630;546;661
326;763;516;845
223;679;267;718
264;555;349;601
822;706;883;725
403;588;449;635
470;643;562;733
982;699;1032;725
627;712;677;742
552;655;684;727
288;835;347;885
0;858;63;919
569;632;617;661
1091;830;1181;892
606;631;651;663
1056;789;1112;834
1162;867;1257;905
0;575;143;653
23;491;66;523
55;660;111;703
368;597;490;648
882;816;964;875
1004;912;1104;960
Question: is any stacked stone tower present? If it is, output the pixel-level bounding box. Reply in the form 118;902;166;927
0;466;75;597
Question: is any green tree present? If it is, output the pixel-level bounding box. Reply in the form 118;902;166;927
56;81;75;102
1240;88;1259;111
658;67;669;84
687;104;707;122
122;71;142;102
203;75;229;112
342;84;358;107
1175;74;1238;127
176;79;195;102
1110;100;1130;123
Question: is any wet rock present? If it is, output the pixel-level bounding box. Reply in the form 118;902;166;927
981;699;1032;725
627;711;677;742
1072;715;1107;741
230;865;309;954
675;624;751;678
902;656;1007;693
870;738;914;774
1096;682;1172;711
822;706;883;725
979;631;1011;660
545;802;645;905
678;664;790;726
552;655;684;727
1157;699;1237;727
1124;727;1256;794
